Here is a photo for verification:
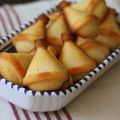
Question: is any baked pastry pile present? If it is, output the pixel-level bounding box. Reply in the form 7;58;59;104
0;0;120;92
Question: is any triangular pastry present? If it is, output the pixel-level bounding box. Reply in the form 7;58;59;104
96;9;120;51
58;1;100;37
72;0;108;21
12;14;49;52
47;14;70;46
78;40;110;63
59;33;96;82
100;8;120;33
0;52;33;85
23;40;69;91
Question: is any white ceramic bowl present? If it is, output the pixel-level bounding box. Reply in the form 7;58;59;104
0;6;120;112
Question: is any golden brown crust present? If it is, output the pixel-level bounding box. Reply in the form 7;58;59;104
96;28;120;51
47;45;61;57
67;61;96;75
29;48;36;55
61;76;73;90
87;0;108;21
0;52;25;84
47;37;63;46
76;37;93;46
76;15;100;37
28;77;67;91
34;39;47;48
47;14;70;46
100;9;109;23
98;28;120;41
61;32;73;43
47;45;58;56
72;73;88;82
80;41;106;48
23;72;68;85
38;14;49;25
100;8;115;23
88;0;104;13
80;41;110;63
12;34;40;42
58;1;70;11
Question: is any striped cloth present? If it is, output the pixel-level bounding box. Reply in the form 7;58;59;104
0;5;20;38
0;0;120;120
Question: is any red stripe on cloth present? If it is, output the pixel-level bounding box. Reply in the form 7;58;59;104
8;5;21;26
44;112;51;120
3;6;16;30
10;103;21;120
22;109;31;120
54;111;62;120
62;108;72;120
0;13;9;34
33;112;42;120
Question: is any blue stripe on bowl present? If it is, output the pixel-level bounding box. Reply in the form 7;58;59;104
15;30;20;33
83;77;88;81
11;83;15;89
97;66;102;70
55;91;60;96
102;62;106;67
0;38;6;43
74;85;78;89
78;81;82;86
5;80;9;85
62;90;67;95
32;91;36;96
93;70;97;74
46;10;51;14
40;91;45;96
0;76;3;79
111;54;115;58
29;21;34;25
115;50;119;55
68;88;72;92
88;74;92;78
6;35;11;40
17;86;22;91
11;32;16;37
47;91;52;96
24;88;29;94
